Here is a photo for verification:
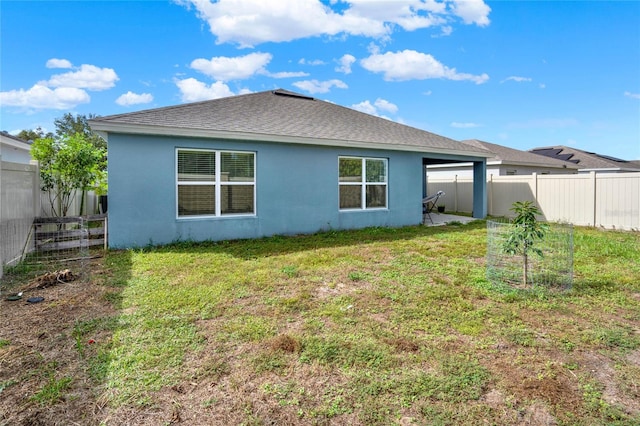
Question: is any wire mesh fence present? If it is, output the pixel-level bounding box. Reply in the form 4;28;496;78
486;219;573;290
1;215;106;287
1;217;34;274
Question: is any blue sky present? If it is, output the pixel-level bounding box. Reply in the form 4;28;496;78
1;0;639;160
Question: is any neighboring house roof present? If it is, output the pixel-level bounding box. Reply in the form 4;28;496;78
530;146;640;172
0;132;31;149
461;139;578;170
89;89;491;158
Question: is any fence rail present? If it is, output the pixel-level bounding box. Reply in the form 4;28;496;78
33;214;107;253
428;172;640;231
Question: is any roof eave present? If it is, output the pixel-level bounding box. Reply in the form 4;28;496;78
578;167;640;172
490;159;578;170
89;122;493;159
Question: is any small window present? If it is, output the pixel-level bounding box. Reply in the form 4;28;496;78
177;149;255;217
339;156;387;210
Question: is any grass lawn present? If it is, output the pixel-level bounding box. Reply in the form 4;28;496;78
1;221;639;425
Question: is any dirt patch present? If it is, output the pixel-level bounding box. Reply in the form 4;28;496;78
0;258;116;426
269;334;301;353
582;351;640;416
519;402;558;426
384;337;420;353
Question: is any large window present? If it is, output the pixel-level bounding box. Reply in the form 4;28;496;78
339;156;387;210
177;149;255;217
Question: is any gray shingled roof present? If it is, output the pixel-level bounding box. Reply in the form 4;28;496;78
530;146;640;171
89;89;490;156
463;139;578;169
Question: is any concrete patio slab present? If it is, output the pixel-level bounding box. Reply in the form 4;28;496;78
424;213;479;226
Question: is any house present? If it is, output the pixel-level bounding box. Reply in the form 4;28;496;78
427;139;579;179
89;89;491;248
0;132;32;164
530;146;640;173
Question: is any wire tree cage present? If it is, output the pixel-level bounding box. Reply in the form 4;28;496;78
486;219;573;290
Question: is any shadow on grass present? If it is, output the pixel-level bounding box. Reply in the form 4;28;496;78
143;220;488;260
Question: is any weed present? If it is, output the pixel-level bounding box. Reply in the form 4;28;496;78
348;271;366;281
0;339;10;348
31;376;73;405
281;265;299;278
584;325;640;350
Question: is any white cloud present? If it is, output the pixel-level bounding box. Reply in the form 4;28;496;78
539;83;546;89
501;76;532;83
451;122;481;128
450;0;491;26
47;64;119;91
361;49;489;84
624;91;640;99
432;25;453;37
424;90;433;96
374;98;398;114
1;60;117;111
292;79;348;94
116;91;154;106
46;58;73;69
299;58;326;66
265;71;310;78
351;97;398;117
0;84;90;110
343;0;447;31
335;54;356;74
190;52;272;81
351;100;378;115
177;0;491;47
175;78;236;102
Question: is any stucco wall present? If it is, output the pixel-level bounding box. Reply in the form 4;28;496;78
107;134;427;248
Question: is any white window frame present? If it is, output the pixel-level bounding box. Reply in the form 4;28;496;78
176;148;256;218
338;156;388;211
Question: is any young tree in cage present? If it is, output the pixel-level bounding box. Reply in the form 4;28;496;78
31;134;106;217
503;201;549;286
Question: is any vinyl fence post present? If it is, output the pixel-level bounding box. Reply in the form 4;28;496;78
454;174;458;213
488;174;493;216
32;161;41;218
591;171;597;226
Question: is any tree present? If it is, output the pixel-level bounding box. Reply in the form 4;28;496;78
54;113;106;151
503;201;549;286
31;134;106;217
16;126;53;142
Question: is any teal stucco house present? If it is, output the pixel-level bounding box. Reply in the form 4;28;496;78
89;89;489;248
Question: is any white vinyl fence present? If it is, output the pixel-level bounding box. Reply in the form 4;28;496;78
428;172;640;231
0;160;40;278
39;189;99;218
